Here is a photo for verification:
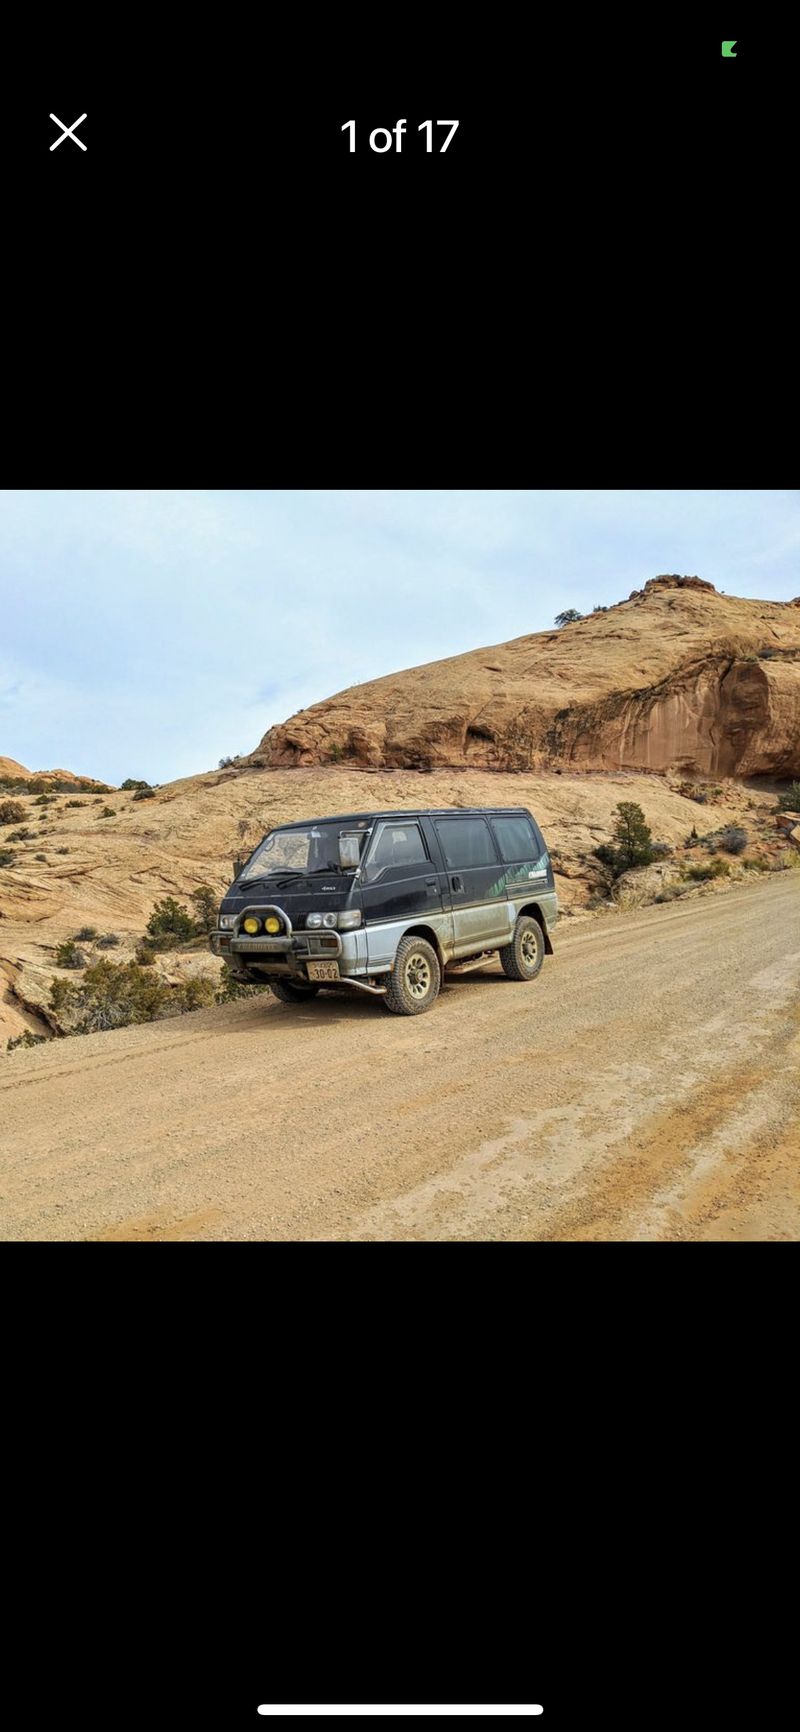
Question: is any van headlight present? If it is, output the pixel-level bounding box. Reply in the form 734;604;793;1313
306;912;323;929
336;910;362;930
219;915;235;929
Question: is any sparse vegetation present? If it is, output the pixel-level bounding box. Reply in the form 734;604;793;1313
55;940;87;969
215;964;270;1002
73;926;98;942
0;799;25;824
98;806;116;818
65;799;85;808
33;793;55;807
121;779;150;791
190;885;218;934
95;933;121;949
146;897;196;944
612;802;655;870
218;756;240;769
54;846;70;855
683;858;731;883
7;827;34;842
719;825;748;856
0;848;16;867
6;1031;47;1053
33;852;47;862
555;609;583;627
772;849;800;872
134;940;157;966
49;958;216;1034
776;782;800;813
132;786;156;800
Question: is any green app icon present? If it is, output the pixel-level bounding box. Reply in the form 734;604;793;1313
722;40;737;56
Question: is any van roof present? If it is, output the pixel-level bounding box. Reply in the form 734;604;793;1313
272;807;534;829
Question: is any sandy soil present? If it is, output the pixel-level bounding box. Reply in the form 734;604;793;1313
1;872;797;1241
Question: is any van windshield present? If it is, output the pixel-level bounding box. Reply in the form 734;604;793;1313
238;823;370;881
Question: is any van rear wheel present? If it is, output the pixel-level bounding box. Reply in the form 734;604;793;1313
498;915;545;982
270;980;321;1004
383;936;441;1016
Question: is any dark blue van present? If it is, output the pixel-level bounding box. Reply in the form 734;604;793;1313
210;806;557;1016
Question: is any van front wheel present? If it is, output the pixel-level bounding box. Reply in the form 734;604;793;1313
498;915;545;982
383;936;441;1016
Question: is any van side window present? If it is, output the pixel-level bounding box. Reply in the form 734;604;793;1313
369;822;429;873
492;815;538;862
435;817;498;869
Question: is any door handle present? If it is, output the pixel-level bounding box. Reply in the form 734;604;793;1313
451;874;463;892
425;878;438;892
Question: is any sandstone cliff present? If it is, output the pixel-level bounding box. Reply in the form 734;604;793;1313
248;577;800;778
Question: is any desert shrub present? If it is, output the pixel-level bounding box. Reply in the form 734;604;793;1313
684;858;731;883
719;825;748;855
33;793;55;806
97;806;116;818
593;842;622;872
55;940;87;969
175;976;216;1012
54;846;70;855
49;959;216;1034
612;802;655;869
0;799;25;824
6;1031;47;1052
650;841;672;859
65;799;85;808
776;782;800;813
772;849;800;871
8;827;34;841
190;885;218;933
215;964;271;1002
218;756;239;769
72;926;98;941
121;778;150;791
95;932;121;948
593;604;608;612
0;848;16;867
328;742;344;762
134;940;157;965
132;786;156;800
743;857;770;873
554;609;583;627
33;853;47;862
146;896;195;943
654;884;689;904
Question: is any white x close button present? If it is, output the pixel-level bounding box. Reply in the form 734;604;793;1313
50;113;87;151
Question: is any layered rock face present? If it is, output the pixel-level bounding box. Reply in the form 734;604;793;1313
247;577;800;779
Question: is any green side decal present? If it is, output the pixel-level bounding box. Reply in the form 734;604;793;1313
722;40;737;56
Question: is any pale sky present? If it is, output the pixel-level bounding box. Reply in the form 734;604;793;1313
1;489;798;786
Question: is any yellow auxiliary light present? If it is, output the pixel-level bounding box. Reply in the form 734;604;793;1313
264;916;281;934
242;916;261;935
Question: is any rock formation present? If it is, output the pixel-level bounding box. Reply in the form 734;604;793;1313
248;577;800;778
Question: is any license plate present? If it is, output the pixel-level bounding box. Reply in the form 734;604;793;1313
306;961;340;982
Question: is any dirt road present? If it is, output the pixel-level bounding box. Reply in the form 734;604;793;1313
2;873;798;1240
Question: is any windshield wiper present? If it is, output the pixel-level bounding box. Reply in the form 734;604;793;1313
238;871;303;888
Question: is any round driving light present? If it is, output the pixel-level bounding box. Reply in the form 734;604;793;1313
322;912;337;928
242;916;261;935
264;915;281;934
306;913;323;929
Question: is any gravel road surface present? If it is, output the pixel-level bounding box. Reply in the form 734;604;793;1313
2;873;798;1240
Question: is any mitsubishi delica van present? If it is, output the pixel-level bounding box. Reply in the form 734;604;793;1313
209;807;557;1016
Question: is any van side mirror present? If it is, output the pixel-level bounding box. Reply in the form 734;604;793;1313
233;858;244;880
338;834;361;870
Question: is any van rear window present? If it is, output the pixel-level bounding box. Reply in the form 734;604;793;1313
435;817;498;869
492;815;538;862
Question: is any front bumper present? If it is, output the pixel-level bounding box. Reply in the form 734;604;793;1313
210;926;356;979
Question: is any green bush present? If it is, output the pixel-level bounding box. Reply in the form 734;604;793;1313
555;609;583;627
612;802;655;869
55;940;86;969
684;858;731;883
146;897;196;943
34;853;47;862
0;799;25;824
134;940;157;966
95;933;121;948
65;799;85;808
50;958;216;1034
73;926;98;942
776;782;800;813
772;849;800;871
33;793;55;806
98;806;116;818
132;786;156;800
190;885;218;933
8;827;34;841
0;849;16;867
6;1031;47;1053
121;778;150;791
215;964;270;1002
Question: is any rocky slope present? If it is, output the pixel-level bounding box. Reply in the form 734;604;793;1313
248;577;800;778
0;755;110;788
0;761;789;1043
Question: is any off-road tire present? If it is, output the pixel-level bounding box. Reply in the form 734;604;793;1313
269;979;321;1004
383;935;441;1016
498;915;545;982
